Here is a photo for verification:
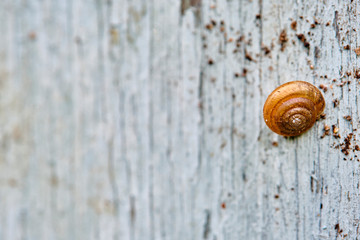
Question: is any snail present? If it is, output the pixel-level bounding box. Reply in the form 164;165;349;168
263;81;325;136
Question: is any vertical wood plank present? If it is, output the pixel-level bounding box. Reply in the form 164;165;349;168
1;0;360;239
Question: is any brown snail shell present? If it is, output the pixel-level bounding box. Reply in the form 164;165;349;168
263;81;325;136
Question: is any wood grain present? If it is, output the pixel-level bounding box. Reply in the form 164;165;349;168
0;0;359;239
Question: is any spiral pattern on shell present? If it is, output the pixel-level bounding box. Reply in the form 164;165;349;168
263;81;325;136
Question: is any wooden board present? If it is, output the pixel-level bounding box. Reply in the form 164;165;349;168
0;0;359;239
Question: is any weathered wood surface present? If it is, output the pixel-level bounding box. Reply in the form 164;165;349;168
1;0;360;239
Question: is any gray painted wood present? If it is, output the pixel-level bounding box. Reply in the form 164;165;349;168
0;0;359;239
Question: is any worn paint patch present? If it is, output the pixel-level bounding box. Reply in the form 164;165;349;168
181;0;201;15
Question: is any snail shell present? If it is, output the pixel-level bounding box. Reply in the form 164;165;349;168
263;81;325;136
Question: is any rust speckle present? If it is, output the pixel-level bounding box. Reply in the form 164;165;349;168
262;45;271;55
354;47;360;56
343;115;352;121
279;29;288;51
355;69;360;79
245;52;256;62
296;34;310;50
205;23;213;30
242;68;248;77
321;124;331;138
319;84;328;93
